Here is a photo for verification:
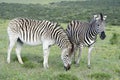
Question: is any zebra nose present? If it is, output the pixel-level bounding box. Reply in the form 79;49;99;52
64;64;71;71
100;31;106;40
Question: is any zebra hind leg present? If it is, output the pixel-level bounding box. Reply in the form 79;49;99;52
7;36;18;63
16;38;24;64
43;42;50;69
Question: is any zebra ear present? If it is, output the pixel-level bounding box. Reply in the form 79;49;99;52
103;15;107;20
94;15;98;18
100;13;103;21
93;15;99;20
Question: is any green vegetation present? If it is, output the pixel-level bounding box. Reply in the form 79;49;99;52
88;72;111;80
54;73;78;80
22;61;36;69
0;0;120;80
110;33;120;46
0;0;120;25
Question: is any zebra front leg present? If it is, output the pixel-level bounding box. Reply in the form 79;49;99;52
72;45;78;64
76;46;83;65
88;45;94;69
43;43;50;69
16;41;24;64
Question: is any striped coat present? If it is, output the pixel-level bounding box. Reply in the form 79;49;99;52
7;18;72;70
66;13;107;68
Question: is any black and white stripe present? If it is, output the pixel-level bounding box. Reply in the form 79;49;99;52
7;18;72;70
66;13;107;68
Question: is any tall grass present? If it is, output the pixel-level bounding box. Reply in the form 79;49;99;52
0;19;120;80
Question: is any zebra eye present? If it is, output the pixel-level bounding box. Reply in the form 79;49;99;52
97;24;100;26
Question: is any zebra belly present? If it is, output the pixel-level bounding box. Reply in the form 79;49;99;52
24;41;42;46
19;38;55;46
41;38;55;47
18;37;42;46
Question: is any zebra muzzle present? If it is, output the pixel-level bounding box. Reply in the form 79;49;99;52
100;31;106;40
64;64;71;71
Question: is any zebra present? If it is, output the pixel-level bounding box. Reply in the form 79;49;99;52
7;18;73;71
66;13;107;68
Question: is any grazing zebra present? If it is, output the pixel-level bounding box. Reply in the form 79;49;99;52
7;18;73;71
66;13;107;68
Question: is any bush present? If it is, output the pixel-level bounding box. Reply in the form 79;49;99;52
110;33;120;45
0;0;120;25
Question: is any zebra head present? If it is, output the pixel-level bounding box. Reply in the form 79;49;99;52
93;13;107;40
61;47;72;71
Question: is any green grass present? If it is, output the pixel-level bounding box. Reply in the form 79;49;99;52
88;72;111;80
0;19;120;80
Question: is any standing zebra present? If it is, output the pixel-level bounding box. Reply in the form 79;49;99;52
66;13;107;68
7;18;73;70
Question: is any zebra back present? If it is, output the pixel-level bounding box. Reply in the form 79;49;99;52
8;18;72;50
66;20;91;46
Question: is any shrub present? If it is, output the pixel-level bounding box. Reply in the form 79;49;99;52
110;33;120;45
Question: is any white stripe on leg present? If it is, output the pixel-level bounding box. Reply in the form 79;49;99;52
16;42;23;64
76;46;83;64
88;45;94;68
43;42;50;69
43;49;49;69
7;46;13;63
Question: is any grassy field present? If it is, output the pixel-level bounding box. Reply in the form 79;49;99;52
0;19;120;80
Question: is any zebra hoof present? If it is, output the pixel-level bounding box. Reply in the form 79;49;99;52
75;63;80;67
19;62;24;64
43;63;49;69
87;65;91;69
7;58;11;64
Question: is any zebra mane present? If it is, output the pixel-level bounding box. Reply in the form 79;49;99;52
89;18;96;26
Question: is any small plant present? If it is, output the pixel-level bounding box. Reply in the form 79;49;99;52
110;33;119;45
54;73;78;80
88;72;111;80
115;68;120;75
22;61;36;69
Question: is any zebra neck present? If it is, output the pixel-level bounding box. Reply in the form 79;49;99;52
84;26;97;46
89;26;98;38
